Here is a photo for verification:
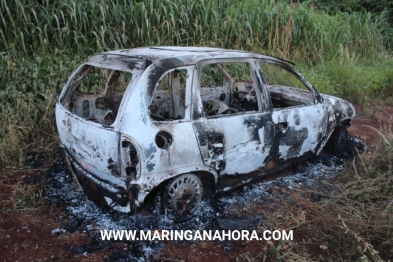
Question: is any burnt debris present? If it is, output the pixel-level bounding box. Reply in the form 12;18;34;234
43;142;356;260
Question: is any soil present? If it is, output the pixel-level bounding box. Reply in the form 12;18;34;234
0;103;391;262
350;103;393;147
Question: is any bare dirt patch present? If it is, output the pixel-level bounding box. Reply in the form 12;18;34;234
350;103;393;146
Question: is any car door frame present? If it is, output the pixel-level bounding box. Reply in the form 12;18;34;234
190;58;277;192
256;59;329;166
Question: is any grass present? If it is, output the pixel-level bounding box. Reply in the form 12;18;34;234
0;0;392;165
258;129;393;261
11;179;46;211
0;52;81;165
298;58;393;105
0;0;390;60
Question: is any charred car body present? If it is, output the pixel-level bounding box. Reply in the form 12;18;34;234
56;47;355;220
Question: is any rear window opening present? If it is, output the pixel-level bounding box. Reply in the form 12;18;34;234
61;65;132;125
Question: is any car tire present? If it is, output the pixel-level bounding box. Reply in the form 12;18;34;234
163;173;203;221
326;126;348;157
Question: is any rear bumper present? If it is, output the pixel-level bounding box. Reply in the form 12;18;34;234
61;148;131;212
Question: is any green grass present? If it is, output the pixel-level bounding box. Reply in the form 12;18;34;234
0;0;392;165
0;52;81;164
0;0;390;61
299;58;393;104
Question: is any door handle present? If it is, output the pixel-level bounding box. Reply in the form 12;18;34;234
278;121;288;131
207;134;224;149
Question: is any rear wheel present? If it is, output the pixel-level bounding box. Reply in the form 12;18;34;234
163;173;203;221
326;126;348;157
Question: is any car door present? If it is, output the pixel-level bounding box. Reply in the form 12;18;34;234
258;61;329;165
135;66;203;175
191;59;275;190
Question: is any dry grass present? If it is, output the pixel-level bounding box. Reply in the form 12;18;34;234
0;170;47;212
11;181;46;211
259;130;393;261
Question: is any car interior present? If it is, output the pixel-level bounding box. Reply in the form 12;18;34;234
64;62;315;126
149;69;187;121
198;63;259;117
259;62;315;109
63;66;130;125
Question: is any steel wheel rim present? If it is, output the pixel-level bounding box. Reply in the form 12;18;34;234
165;174;203;220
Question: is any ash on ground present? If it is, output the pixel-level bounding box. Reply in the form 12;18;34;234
45;150;346;261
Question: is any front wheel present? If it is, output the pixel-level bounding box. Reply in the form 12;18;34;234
326;126;348;157
163;173;203;221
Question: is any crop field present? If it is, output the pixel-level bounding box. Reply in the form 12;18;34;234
0;0;393;261
1;0;393;164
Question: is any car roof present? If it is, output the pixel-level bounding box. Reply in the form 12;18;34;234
100;46;291;65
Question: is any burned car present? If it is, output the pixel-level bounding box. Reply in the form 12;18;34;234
56;47;355;220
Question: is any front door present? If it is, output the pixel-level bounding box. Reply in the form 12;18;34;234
272;103;328;164
191;60;274;190
258;61;328;165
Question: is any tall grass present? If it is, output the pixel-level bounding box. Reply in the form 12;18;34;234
0;0;390;61
0;0;392;165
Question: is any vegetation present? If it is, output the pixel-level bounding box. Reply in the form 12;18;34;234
1;0;392;165
1;0;390;60
261;128;393;261
0;53;80;164
300;59;393;105
312;0;393;26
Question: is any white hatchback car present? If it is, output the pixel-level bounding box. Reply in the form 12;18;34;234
56;47;355;220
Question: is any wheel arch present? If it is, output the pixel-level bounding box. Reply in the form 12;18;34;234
141;168;218;208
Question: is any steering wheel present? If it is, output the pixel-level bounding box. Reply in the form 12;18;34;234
203;99;238;116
